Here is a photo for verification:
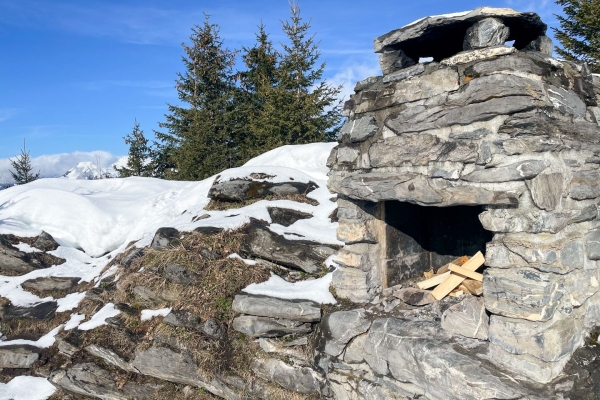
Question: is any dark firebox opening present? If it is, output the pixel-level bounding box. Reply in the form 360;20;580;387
385;201;494;287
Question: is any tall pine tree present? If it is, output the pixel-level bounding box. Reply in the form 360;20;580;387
116;120;152;177
275;2;343;144
9;139;40;185
154;14;238;180
554;0;600;72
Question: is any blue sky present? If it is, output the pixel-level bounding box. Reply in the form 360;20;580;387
0;0;562;161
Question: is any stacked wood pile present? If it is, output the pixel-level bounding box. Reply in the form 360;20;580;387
417;252;484;299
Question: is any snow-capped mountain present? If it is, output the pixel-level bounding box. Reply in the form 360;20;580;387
61;157;128;180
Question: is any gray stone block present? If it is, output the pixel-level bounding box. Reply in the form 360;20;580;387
232;315;311;338
339;115;379;144
441;296;489;340
323;309;372;356
464;18;510;50
232;294;321;322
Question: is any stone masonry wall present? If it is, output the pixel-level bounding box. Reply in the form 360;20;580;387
327;7;600;384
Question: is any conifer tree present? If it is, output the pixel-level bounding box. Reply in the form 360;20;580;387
9;139;40;185
238;23;282;161
116;120;152;177
554;0;600;72
154;14;238;180
274;2;343;144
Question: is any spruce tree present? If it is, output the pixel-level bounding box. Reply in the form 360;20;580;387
116;120;152;177
554;0;600;72
154;14;238;180
9;140;40;185
238;23;283;161
274;3;343;144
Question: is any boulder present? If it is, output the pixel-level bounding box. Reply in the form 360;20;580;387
33;231;60;252
378;49;416;75
267;207;312;227
393;287;436;306
50;363;160;400
232;315;312;338
0;243;35;275
242;218;337;274
232;294;321;322
162;263;200;285
163;310;202;331
441;296;489;340
208;179;317;202
202;318;226;340
132;346;239;399
85;344;135;373
150;227;180;249
1;301;57;320
0;345;40;368
524;35;553;55
323;309;372;356
251;358;322;395
22;276;80;292
362;318;549;399
193;226;224;235
463;18;510;50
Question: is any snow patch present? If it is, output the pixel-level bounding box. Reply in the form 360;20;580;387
141;308;171;321
0;326;62;348
78;303;120;331
0;376;56;400
64;313;86;330
228;253;258;265
243;272;336;304
14;242;41;253
56;291;86;312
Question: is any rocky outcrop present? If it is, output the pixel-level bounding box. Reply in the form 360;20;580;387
242;218;337;273
209;178;317;202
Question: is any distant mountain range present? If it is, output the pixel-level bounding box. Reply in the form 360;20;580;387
61;157;128;180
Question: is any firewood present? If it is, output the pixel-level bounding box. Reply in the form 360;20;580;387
449;264;483;281
462;279;483;296
431;252;485;300
436;255;469;274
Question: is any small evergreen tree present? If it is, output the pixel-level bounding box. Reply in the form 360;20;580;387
9;140;40;185
116;120;152;177
153;14;238;180
554;0;600;72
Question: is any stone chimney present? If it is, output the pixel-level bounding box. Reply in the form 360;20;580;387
327;7;600;384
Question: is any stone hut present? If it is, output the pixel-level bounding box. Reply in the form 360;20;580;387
327;7;600;385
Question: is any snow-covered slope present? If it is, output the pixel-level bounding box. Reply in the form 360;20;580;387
0;142;338;307
0;142;338;399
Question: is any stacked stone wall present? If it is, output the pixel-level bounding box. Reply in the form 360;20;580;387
327;7;600;384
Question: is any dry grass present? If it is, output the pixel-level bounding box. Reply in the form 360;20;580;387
204;193;319;211
1;312;72;340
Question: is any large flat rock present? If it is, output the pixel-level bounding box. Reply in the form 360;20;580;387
232;294;321;322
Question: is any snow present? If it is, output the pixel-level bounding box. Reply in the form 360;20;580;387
0;142;341;393
64;313;86;330
78;303;120;331
14;242;41;253
141;308;172;321
56;291;86;312
0;326;62;348
243;272;337;304
401;10;471;29
0;376;56;400
228;253;258;265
